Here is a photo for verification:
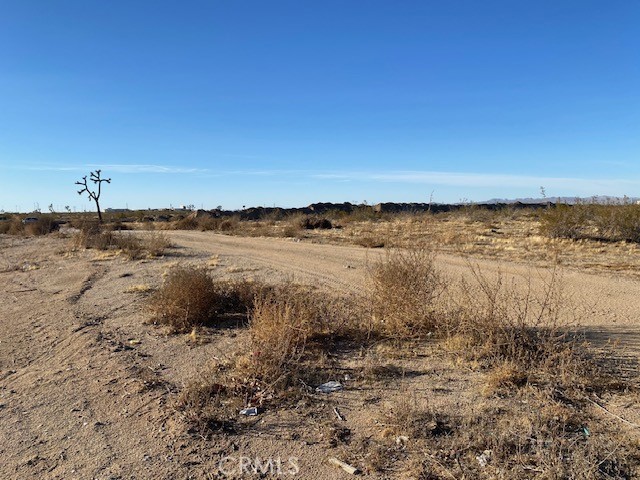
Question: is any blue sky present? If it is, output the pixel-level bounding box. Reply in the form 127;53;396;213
1;1;638;211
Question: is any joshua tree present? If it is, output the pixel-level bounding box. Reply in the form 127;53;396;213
76;169;111;223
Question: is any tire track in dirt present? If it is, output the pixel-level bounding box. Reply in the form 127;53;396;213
166;231;377;295
67;266;108;304
0;241;178;479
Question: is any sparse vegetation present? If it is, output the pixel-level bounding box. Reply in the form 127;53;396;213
6;202;638;478
0;214;58;236
541;200;640;243
71;222;171;259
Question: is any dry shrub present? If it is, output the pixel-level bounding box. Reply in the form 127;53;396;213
481;362;529;396
230;283;362;396
356;236;386;248
173;216;198;230
246;285;323;385
104;221;132;231
111;234;144;259
71;222;110;250
369;248;447;339
71;224;170;259
0;215;58;236
148;267;266;332
175;286;331;436
139;231;172;257
148;266;220;332
540;202;589;239
175;367;241;436
446;265;591;387
379;390;447;440
174;215;241;232
214;278;272;314
282;224;302;238
597;201;640;242
0;217;23;235
368;249;614;394
299;216;332;230
24;216;58;235
541;200;640;243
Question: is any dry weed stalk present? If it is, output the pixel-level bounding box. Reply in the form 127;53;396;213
369;248;447;339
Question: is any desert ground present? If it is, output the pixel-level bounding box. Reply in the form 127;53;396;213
1;219;639;479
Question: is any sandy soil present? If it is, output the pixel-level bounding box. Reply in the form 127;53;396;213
0;232;638;479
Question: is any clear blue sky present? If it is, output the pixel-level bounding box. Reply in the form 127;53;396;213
1;0;638;211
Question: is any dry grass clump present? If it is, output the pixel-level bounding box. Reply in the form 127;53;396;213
147;266;267;333
172;215;241;233
138;231;173;257
172;216;198;230
245;285;316;385
148;266;219;332
71;223;171;259
369;248;447;339
0;215;58;236
379;390;448;441
0;216;23;235
408;397;638;479
357;385;638;479
174;366;243;437
242;284;357;387
24;216;59;235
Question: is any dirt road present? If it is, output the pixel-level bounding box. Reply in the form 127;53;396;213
167;231;639;328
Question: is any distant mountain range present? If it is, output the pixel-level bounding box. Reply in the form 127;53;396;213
482;196;640;205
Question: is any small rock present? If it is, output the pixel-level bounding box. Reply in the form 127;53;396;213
476;450;492;467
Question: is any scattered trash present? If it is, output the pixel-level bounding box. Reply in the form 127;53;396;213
316;381;343;394
396;435;409;448
333;407;345;421
476;449;492;467
328;457;359;475
128;339;142;345
239;407;259;416
582;426;590;437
